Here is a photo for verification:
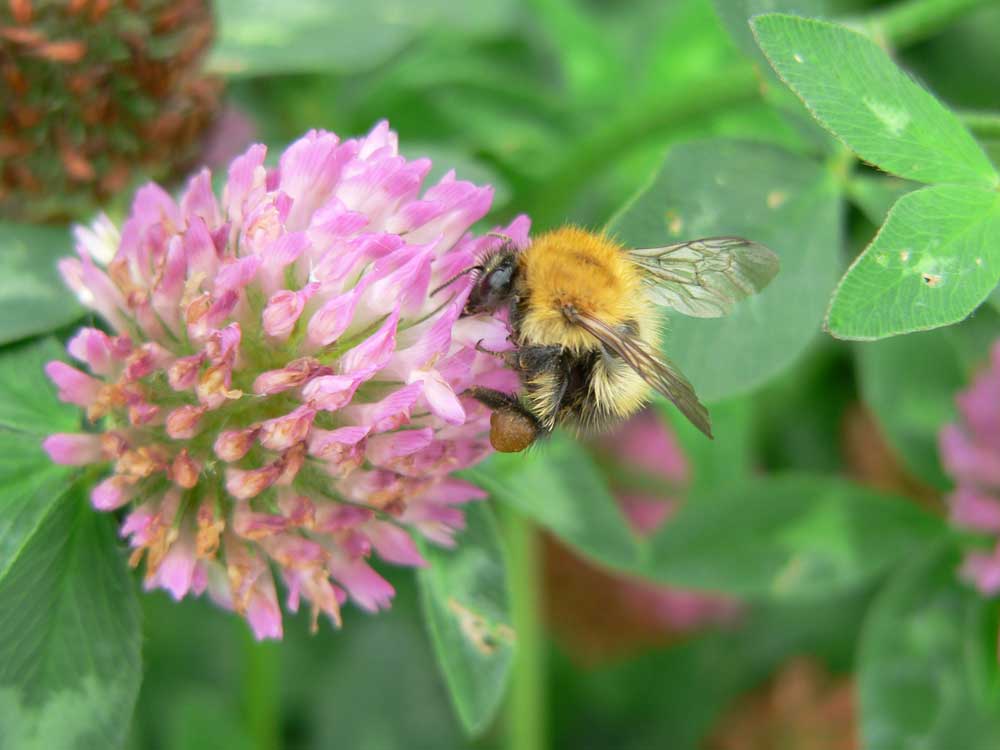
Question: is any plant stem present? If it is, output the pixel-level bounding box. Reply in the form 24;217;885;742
503;508;546;750
241;627;281;750
523;66;760;228
958;110;1000;140
865;0;994;48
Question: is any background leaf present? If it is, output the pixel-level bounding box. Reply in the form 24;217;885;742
752;14;998;186
644;474;943;597
827;184;1000;340
0;434;76;577
0;337;141;750
0;338;78;434
210;0;516;76
464;436;642;574
0;224;82;346
859;542;1000;750
846;174;918;225
553;589;871;750
710;0;838;154
854;327;965;488
0;338;83;573
416;502;514;736
608;139;842;402
0;485;141;750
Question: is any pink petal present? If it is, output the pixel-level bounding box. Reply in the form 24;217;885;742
384;300;460;377
344;382;422;433
365;520;427;567
393;172;493;247
205;323;242;365
305;280;370;348
45;361;102;407
253;357;329;395
233;502;289;540
328;555;395;612
214;426;259;462
165;405;207;439
412;368;465;424
366;428;434;466
314;501;373;532
246;577;284;640
43;433;105;465
91;475;135;510
421;477;488;504
226;464;281;500
308;426;369;459
363;243;434;316
961;544;1000;595
338;306;401;378
302;375;360;411
120;503;158;546
66;328;123;376
259;406;316;451
258;231;310;295
180;168;222;230
949;487;1000;533
168;353;205;391
278;130;356;230
182;215;220;279
307;197;369;237
941;425;1000;487
263;283;318;339
214;255;261;294
122;342;174;381
146;534;198;601
223;143;268;223
58;254;128;331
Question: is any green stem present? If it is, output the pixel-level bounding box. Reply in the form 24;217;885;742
523;66;760;228
864;0;994;48
241;627;281;750
503;509;546;750
958;110;1000;140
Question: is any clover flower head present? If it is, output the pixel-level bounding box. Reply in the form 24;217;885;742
44;121;526;639
0;0;219;222
940;340;1000;597
599;411;740;631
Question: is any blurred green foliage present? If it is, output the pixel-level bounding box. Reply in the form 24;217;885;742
4;0;1000;748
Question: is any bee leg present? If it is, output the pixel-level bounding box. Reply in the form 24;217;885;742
474;340;527;373
475;339;507;357
469;387;544;453
468;386;528;414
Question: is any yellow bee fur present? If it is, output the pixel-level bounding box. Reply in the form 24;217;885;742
517;227;658;431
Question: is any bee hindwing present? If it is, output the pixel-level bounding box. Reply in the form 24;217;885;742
628;237;779;318
563;306;712;438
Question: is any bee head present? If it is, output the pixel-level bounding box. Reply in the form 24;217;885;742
465;249;519;315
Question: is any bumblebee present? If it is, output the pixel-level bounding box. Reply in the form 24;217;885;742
457;227;779;452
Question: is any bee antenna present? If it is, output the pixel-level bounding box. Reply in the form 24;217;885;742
430;265;483;297
487;231;515;245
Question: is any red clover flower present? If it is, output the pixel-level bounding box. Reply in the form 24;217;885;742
44;121;525;639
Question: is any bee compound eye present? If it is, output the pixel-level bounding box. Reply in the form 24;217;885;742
489;409;538;453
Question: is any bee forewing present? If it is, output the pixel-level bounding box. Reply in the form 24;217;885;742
628;237;779;318
563;307;712;438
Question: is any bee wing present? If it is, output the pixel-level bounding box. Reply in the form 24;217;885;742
628;237;779;318
565;307;712;438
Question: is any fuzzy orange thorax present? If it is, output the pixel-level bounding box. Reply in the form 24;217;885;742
518;227;646;351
